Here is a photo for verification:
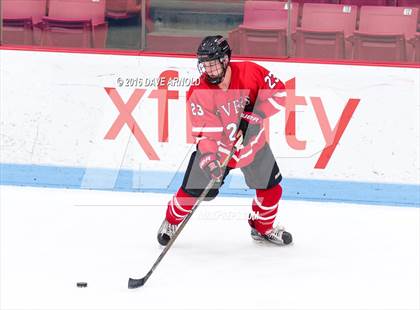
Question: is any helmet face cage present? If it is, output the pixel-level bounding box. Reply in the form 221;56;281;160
197;36;232;85
197;55;229;85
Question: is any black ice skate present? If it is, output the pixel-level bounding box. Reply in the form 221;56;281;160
157;219;178;246
250;224;293;246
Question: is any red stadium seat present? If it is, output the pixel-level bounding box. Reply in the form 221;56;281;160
106;0;141;20
230;1;299;57
2;18;35;45
105;0;153;32
41;0;108;48
397;0;420;35
2;0;47;45
349;6;419;61
340;0;388;5
294;3;357;59
47;0;106;25
408;32;420;61
41;18;95;48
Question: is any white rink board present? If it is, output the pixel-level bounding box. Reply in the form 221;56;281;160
1;49;419;188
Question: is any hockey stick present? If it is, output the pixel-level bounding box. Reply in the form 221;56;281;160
128;144;238;289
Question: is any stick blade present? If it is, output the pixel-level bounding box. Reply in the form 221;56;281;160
128;277;146;289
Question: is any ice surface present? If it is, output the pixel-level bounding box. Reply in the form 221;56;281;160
1;186;419;310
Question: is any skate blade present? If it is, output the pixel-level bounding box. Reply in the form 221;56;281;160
252;237;293;247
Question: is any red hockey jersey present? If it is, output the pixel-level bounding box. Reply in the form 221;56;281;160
187;61;286;168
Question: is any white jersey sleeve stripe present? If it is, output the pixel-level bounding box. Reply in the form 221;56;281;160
273;91;286;98
192;126;224;133
218;146;240;161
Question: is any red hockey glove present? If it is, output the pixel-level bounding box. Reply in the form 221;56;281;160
237;111;264;145
199;153;223;181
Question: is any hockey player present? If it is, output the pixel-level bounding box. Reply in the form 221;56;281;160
157;35;293;246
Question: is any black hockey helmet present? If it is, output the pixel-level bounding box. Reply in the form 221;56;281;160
197;35;232;85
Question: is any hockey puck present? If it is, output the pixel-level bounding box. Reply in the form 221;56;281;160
76;282;88;288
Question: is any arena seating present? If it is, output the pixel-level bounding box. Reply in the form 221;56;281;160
294;3;357;59
41;0;108;48
1;0;419;63
229;1;299;57
349;6;418;61
2;0;46;45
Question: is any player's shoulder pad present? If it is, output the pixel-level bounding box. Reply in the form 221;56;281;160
238;61;268;83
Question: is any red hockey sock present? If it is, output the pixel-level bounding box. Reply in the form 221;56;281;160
166;188;198;225
249;184;282;235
